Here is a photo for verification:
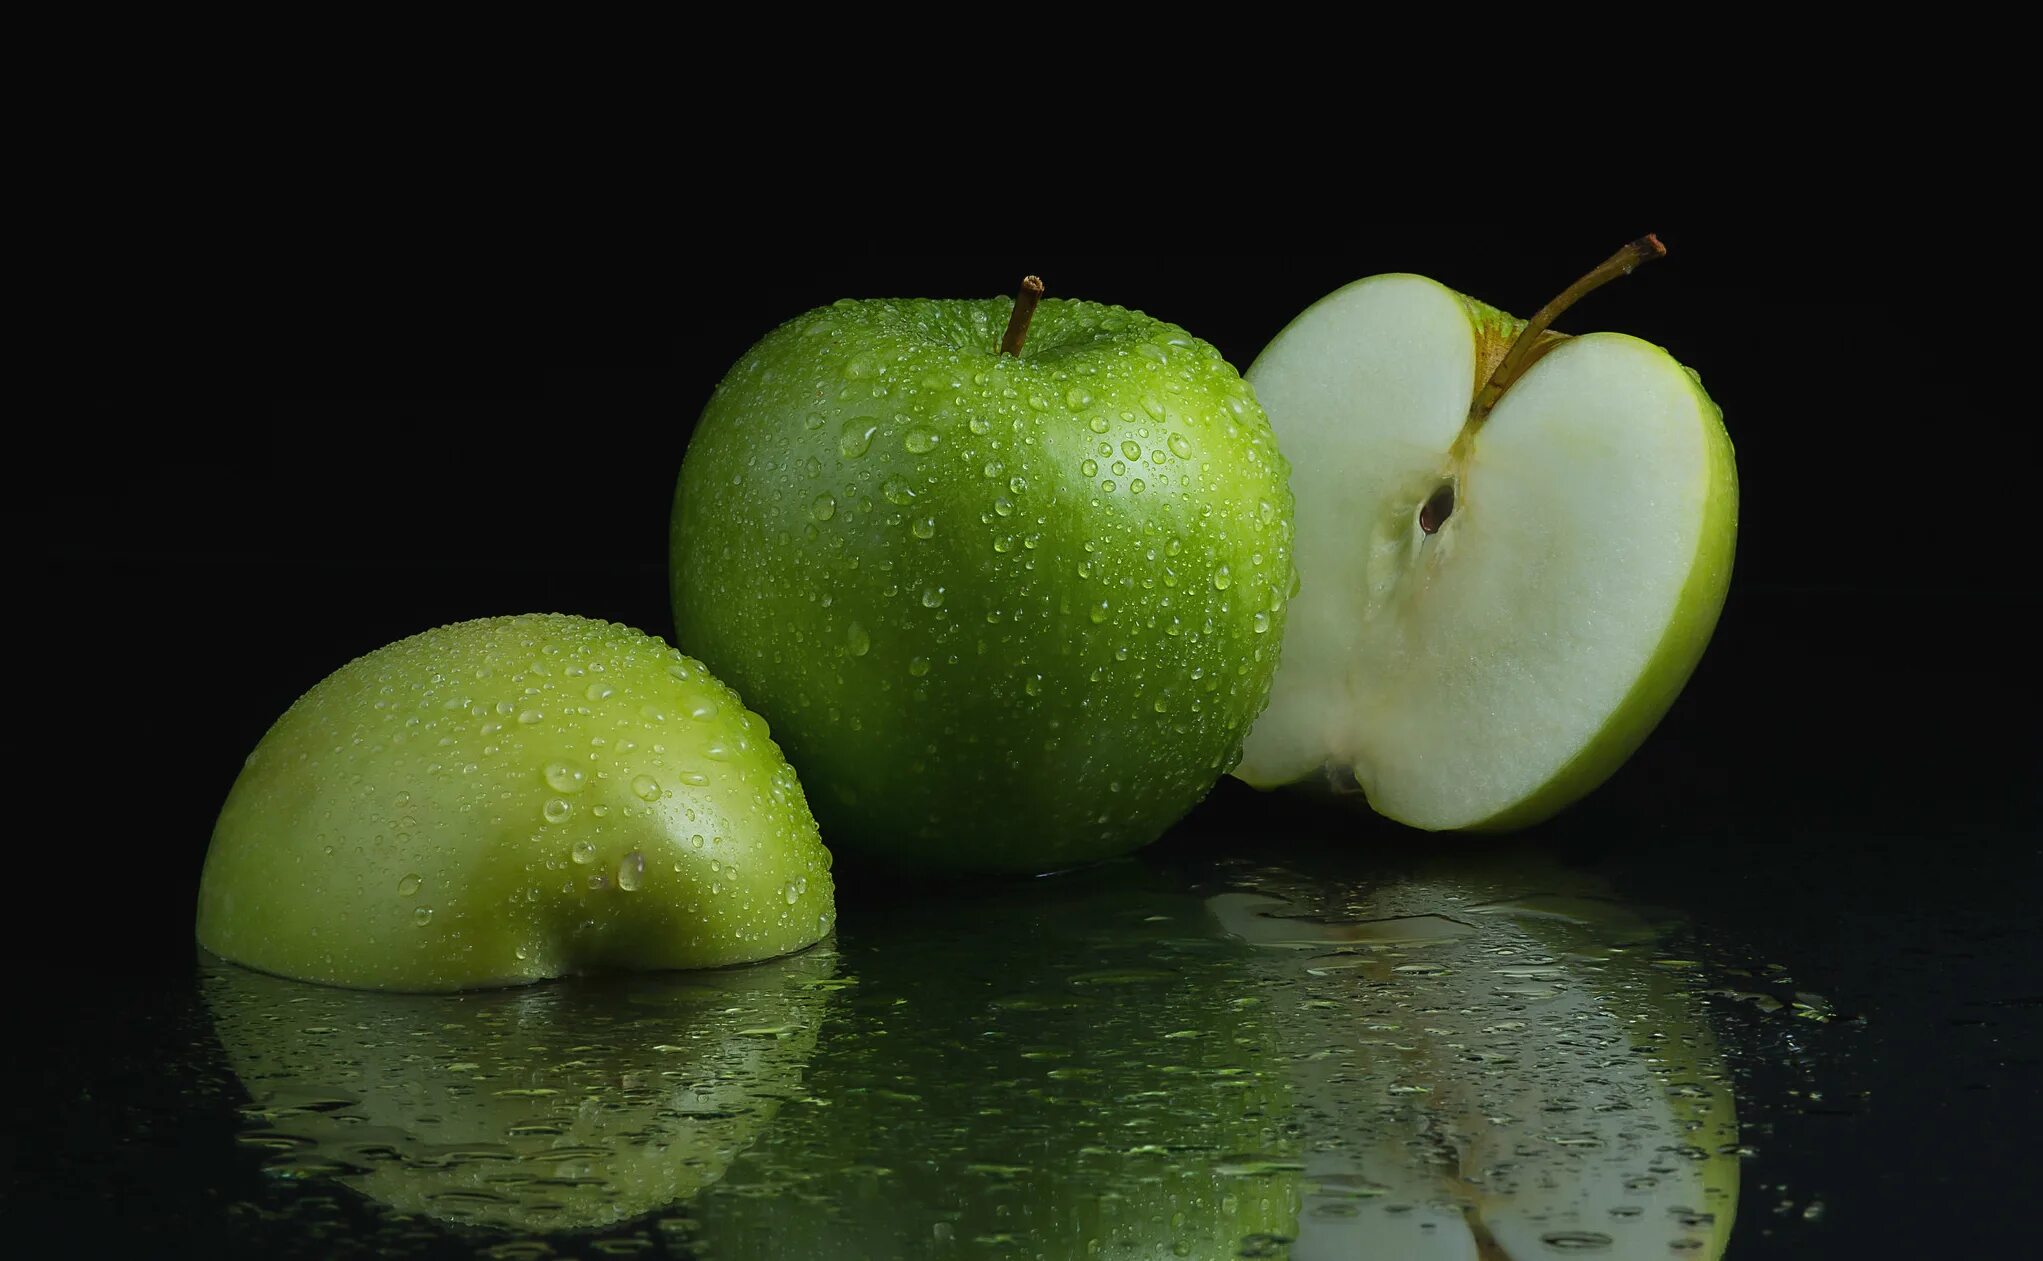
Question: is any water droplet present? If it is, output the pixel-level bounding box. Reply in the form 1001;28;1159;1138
993;535;1014;553
968;416;992;435
543;798;573;824
906;656;932;678
1128;478;1145;493
1100;479;1116;493
544;762;585;793
632;774;661;801
516;708;544;725
1024;674;1043;696
1090;600;1110;625
1080;458;1098;477
585;681;614;702
1141;395;1165;418
994;494;1014;517
839;417;877;458
571;839;598;864
1087;416;1109;434
912;516;937;539
1167;432;1193;459
812;493;837;521
904;426;938;454
617;850;645;892
1539;1232;1614;1252
1120;440;1141;461
1253;611;1271;634
704;741;733;761
1213;564;1233;590
847;621;871;656
1064;385;1092;409
397;873;422;897
882;477;915;505
413;906;434;926
804;412;825;431
783;881;800;905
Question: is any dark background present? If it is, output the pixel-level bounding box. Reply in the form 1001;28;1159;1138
32;229;2041;1254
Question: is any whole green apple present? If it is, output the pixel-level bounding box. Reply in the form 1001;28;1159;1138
671;284;1295;873
688;862;1302;1259
197;614;835;990
204;944;836;1233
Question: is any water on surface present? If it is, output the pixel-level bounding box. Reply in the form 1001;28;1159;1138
33;840;1886;1259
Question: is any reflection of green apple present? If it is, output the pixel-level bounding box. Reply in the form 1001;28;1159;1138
1237;239;1737;830
204;945;836;1233
671;285;1295;873
197;614;835;990
692;864;1302;1258
1212;850;1739;1259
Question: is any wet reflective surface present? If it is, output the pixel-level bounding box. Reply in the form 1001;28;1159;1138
19;820;2035;1257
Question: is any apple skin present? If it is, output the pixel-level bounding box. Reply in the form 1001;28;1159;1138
197;614;835;991
203;945;836;1233
689;862;1301;1259
671;296;1295;874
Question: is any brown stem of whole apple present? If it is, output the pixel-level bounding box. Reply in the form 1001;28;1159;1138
1000;275;1045;357
1467;235;1667;425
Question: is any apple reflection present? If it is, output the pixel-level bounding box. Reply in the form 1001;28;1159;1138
692;849;1737;1259
202;944;836;1234
691;863;1304;1259
1211;849;1740;1259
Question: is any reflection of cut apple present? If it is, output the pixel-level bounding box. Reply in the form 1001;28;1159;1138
1236;239;1737;829
1211;852;1739;1258
203;946;835;1233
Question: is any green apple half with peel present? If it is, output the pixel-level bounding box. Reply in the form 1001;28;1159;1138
1236;239;1736;829
204;944;835;1233
672;280;1295;873
197;613;835;990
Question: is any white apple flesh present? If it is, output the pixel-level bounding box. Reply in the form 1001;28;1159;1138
1236;254;1736;829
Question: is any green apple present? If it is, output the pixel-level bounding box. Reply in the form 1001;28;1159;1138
689;862;1302;1258
1210;849;1740;1258
203;944;836;1233
1235;239;1737;829
671;282;1296;873
197;613;835;990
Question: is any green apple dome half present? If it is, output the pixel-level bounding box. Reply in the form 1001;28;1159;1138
197;614;834;990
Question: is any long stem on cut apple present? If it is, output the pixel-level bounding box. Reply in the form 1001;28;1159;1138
1467;235;1666;425
999;275;1046;357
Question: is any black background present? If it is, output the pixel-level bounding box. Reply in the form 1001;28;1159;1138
31;228;2041;1254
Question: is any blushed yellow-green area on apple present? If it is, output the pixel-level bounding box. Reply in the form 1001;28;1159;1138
197;614;834;991
671;293;1296;875
1237;262;1737;830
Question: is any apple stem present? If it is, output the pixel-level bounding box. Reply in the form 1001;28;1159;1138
1000;275;1046;357
1468;235;1666;424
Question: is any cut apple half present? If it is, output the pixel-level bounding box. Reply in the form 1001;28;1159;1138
1236;241;1737;830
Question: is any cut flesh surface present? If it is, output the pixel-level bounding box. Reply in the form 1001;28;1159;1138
1236;274;1735;830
